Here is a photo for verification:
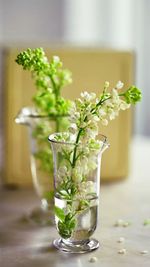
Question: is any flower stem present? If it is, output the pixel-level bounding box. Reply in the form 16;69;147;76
49;74;60;131
72;94;112;168
91;95;111;114
72;128;83;168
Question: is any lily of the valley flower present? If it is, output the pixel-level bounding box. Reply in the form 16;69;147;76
56;81;141;187
53;80;141;240
116;80;124;89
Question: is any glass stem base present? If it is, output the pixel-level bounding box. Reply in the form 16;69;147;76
53;238;99;253
28;199;54;226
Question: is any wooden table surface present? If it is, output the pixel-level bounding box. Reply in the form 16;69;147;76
0;136;150;267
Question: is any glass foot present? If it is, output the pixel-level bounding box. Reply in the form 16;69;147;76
53;238;99;253
29;206;54;226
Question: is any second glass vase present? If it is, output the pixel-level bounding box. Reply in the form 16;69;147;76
15;107;68;225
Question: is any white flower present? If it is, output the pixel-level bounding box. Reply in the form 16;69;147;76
75;98;82;107
79;181;95;196
112;88;120;103
120;101;131;110
80;156;89;167
107;106;118;120
109;110;117;120
140;250;149;255
118;249;126;255
87;114;99;122
81;91;96;101
69;123;77;134
86;181;95;193
116;81;124;90
70;111;80;122
89;257;98;263
86;129;97;139
63;70;72;83
90;92;96;100
88;155;98;170
72;167;83;183
57;166;70;182
104;81;110;88
43;56;49;63
58;166;68;176
101;118;108;126
96;98;100;104
53;55;60;64
99;108;107;118
81;91;89;99
80;121;87;128
85;122;98;138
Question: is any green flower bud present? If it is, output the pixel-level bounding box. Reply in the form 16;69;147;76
123;86;142;104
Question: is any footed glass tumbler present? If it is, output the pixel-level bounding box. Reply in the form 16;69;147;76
48;132;109;253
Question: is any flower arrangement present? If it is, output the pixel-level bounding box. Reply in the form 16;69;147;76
15;48;72;175
49;81;141;240
15;48;142;251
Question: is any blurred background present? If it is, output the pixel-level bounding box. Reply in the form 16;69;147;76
0;0;149;186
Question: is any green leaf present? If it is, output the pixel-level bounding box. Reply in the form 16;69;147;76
58;220;72;238
54;206;65;221
57;214;76;239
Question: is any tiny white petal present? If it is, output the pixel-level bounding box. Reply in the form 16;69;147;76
81;91;87;98
80;91;96;101
114;219;124;226
89;256;98;263
140;250;149;255
112;89;120;101
96;98;100;104
104;81;110;88
90;92;96;99
118;249;126;254
101;119;108;126
116;81;124;89
69;123;77;134
53;55;60;63
99;108;106;117
123;222;130;227
109;110;117;120
120;101;131;110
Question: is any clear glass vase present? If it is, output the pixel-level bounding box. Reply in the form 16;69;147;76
48;132;109;253
15;107;68;225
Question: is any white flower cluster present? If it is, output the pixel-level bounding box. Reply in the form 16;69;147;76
69;81;130;131
55;81;134;198
57;138;102;184
71;141;102;183
98;88;131;126
69;92;99;140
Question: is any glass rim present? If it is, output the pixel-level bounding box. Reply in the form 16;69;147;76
48;132;109;147
15;106;68;120
22;114;68;119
